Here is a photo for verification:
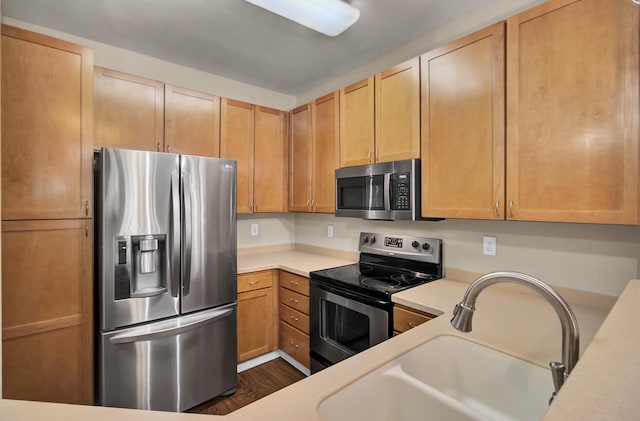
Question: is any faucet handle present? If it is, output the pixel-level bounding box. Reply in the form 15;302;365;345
549;361;566;404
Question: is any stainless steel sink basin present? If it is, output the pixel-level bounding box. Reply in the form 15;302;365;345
319;335;553;421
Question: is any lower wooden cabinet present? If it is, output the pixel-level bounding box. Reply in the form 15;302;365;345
278;271;310;369
236;270;311;369
237;270;278;362
393;305;437;335
279;321;310;368
1;219;93;404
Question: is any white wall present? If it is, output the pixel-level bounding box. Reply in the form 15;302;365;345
294;213;640;297
237;213;296;248
1;17;296;111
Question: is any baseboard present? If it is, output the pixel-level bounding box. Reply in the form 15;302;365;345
236;350;310;377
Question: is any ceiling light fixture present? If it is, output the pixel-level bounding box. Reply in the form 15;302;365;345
244;0;360;37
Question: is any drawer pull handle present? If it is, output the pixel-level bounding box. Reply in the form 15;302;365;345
290;281;298;286
290;315;299;322
248;281;258;285
408;322;416;328
290;298;298;303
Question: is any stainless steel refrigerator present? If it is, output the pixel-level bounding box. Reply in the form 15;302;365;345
95;147;237;412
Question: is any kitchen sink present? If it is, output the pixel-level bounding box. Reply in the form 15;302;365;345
318;335;553;421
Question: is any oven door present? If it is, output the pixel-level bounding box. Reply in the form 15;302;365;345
310;282;390;371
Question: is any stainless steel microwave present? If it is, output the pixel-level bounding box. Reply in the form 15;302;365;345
335;158;430;221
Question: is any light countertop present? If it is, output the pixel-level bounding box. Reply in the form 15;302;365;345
2;247;638;420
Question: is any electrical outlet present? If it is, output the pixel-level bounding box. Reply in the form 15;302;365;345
483;235;496;256
251;224;259;236
327;224;334;238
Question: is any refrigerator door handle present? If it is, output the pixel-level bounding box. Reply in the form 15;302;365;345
108;306;234;344
170;170;181;297
182;171;193;296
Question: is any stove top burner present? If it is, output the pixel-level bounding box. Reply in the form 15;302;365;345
361;277;402;290
390;273;416;282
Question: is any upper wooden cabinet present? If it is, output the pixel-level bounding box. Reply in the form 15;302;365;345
340;77;374;167
1;25;93;220
506;0;639;224
254;106;288;212
311;92;340;213
421;23;505;220
340;58;420;168
94;67;164;152
375;57;420;163
164;84;220;157
221;98;255;214
289;104;313;212
220;100;287;214
289;92;340;213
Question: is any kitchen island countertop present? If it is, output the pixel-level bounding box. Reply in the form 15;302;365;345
2;247;638;420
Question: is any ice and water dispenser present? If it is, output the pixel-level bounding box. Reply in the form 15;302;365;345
113;234;167;300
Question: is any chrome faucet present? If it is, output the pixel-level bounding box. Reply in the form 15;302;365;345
450;271;580;404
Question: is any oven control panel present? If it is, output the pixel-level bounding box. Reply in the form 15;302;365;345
359;232;442;264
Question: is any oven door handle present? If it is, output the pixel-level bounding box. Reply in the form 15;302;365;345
312;281;390;308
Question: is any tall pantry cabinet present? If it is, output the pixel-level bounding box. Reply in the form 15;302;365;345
1;25;94;404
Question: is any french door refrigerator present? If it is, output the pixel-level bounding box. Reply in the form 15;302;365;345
95;147;237;412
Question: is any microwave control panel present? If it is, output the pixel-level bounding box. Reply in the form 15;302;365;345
390;173;411;210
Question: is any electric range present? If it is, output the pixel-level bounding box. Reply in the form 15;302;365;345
309;232;443;373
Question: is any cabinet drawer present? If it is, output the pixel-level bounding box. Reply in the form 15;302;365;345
280;271;309;296
393;305;436;333
279;287;309;315
279;321;310;368
238;271;273;293
279;303;309;334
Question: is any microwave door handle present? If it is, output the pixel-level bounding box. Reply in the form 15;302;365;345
384;173;391;211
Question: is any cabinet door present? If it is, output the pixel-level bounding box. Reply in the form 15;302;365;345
375;58;420;163
165;84;220;157
254;106;287;212
339;77;374;167
289;103;312;212
311;92;340;213
237;287;274;362
421;23;505;219
1;26;93;220
220;98;254;214
506;0;639;224
2;219;93;404
94;67;164;152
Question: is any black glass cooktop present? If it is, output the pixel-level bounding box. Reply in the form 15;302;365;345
310;257;441;302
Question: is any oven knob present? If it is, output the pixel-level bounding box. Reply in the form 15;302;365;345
411;241;420;248
363;236;369;244
371;236;376;244
422;243;431;251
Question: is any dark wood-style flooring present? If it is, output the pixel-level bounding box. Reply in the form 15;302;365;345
188;358;306;415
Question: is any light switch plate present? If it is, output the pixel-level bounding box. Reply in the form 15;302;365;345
483;235;496;256
327;225;334;238
251;224;259;236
